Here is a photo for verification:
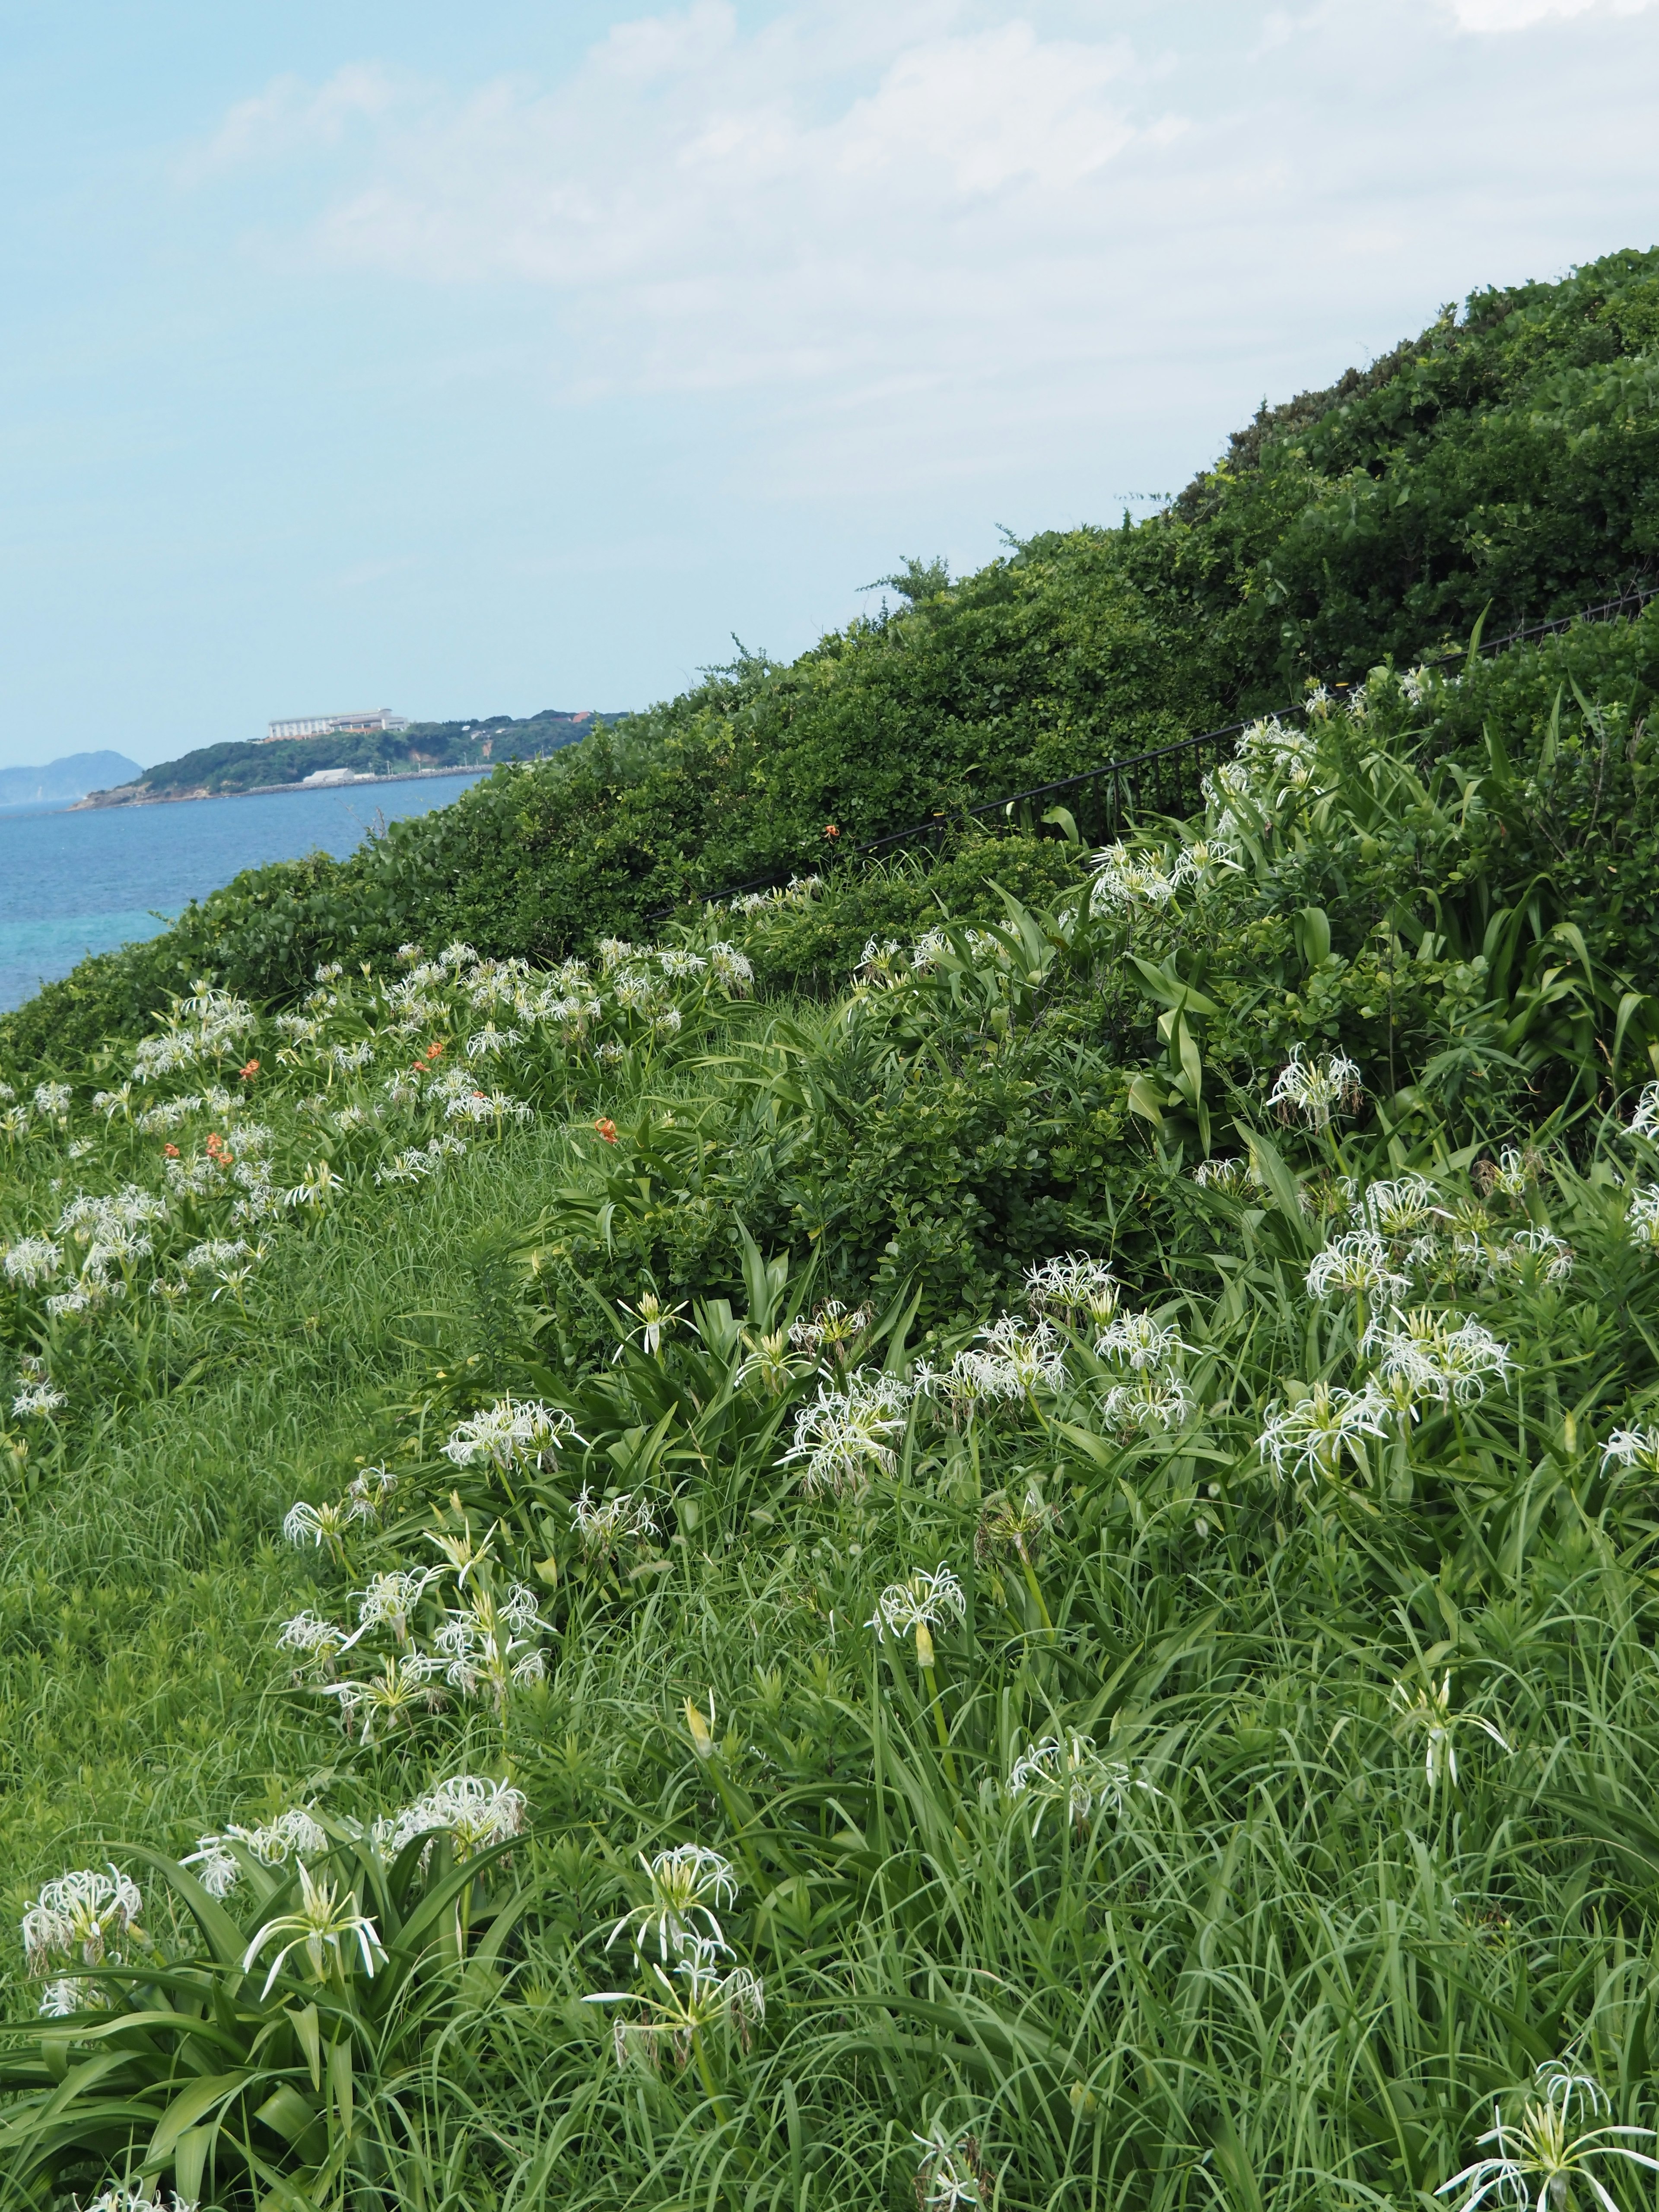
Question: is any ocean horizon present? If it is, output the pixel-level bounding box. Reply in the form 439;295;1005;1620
0;770;488;1015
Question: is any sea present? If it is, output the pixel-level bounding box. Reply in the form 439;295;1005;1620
0;772;488;1014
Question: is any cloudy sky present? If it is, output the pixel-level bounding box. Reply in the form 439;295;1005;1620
2;0;1656;767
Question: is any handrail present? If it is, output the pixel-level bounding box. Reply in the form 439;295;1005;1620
646;578;1659;920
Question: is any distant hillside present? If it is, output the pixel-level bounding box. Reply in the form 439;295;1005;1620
83;710;624;804
0;750;141;805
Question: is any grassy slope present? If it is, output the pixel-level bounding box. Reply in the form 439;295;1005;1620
10;251;1659;2208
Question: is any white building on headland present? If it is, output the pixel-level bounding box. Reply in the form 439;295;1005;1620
265;708;410;742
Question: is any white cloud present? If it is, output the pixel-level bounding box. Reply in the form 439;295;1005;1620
180;62;402;179
1447;0;1655;27
179;0;1659;505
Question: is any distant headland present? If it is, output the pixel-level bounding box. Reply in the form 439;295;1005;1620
70;708;626;809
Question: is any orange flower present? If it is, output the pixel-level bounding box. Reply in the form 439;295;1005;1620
823;823;840;840
594;1118;618;1144
424;1041;445;1061
206;1131;233;1163
238;1057;260;1081
163;1142;180;1158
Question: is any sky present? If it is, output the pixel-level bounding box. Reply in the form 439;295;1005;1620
2;0;1657;769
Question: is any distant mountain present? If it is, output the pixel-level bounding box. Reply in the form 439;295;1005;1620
0;750;143;805
77;712;626;806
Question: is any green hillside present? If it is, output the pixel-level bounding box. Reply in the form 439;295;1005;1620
6;248;1659;2212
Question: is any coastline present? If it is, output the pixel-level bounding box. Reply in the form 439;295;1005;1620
70;762;490;811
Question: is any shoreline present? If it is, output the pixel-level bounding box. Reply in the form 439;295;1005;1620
70;763;492;811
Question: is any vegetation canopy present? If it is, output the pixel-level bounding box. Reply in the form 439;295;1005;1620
6;247;1659;2212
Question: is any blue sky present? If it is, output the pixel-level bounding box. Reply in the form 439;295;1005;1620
3;0;1657;769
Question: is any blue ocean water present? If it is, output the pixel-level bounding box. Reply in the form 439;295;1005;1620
0;772;488;1013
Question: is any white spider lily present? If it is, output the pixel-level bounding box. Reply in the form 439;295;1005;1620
356;1569;434;1643
609;1845;738;1961
77;2187;198;2212
1257;1383;1390;1486
617;1292;685;1357
1192;1156;1258;1192
1603;1426;1659;1475
788;1299;873;1360
1306;1230;1410;1304
37;1977;89;2018
325;1652;442;1742
1268;1048;1363;1128
3;1236;62;1287
12;1381;66;1417
1628;1084;1659;1139
282;1498;350;1555
21;1865;143;1974
869;1566;966;1671
588;1936;765;2069
953;1316;1066;1401
1366;1309;1512;1408
1351;1173;1443;1238
1389;1672;1510;1787
782;1369;912;1497
912;2123;995;2212
242;1862;388;1996
375;1775;528;1866
182;1839;242;1900
1482;1227;1576;1284
1437;2061;1659;2212
276;1611;351;1669
1626;1186;1659;1249
572;1485;657;1556
442;1396;576;1470
1024;1253;1121;1327
1101;1374;1196;1435
1093;1312;1185;1371
1007;1732;1141;1832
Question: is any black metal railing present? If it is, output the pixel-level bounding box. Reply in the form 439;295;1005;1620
646;578;1659;920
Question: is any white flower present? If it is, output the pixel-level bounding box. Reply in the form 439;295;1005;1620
1604;1425;1659;1475
1306;1230;1410;1304
782;1370;912;1497
1481;1226;1575;1284
868;1566;966;1667
1351;1174;1442;1238
182;1238;251;1274
33;1082;72;1117
1366;1309;1511;1408
588;1934;765;2068
12;1381;66;1417
77;2187;198;2212
1088;842;1184;917
283;1499;349;1551
181;1838;242;1898
707;941;754;992
375;1775;528;1866
1093;1312;1184;1371
1007;1732;1141;1832
1023;1253;1121;1326
355;1569;434;1643
1628;1083;1659;1139
242;1862;388;1996
1628;1186;1659;1249
1101;1374;1196;1435
572;1485;657;1554
1267;1048;1363;1128
1257;1383;1390;1486
1437;2062;1659;2212
608;1844;737;1961
3;1236;64;1288
1192;1156;1257;1192
324;1652;442;1741
442;1396;576;1470
952;1315;1066;1401
1389;1672;1510;1789
912;2123;993;2212
37;1977;87;2018
21;1865;143;1974
466;1022;524;1059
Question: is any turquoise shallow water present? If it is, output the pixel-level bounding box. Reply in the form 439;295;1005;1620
0;772;487;1013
